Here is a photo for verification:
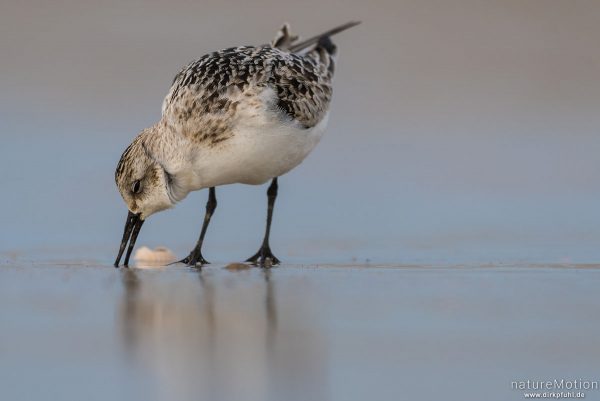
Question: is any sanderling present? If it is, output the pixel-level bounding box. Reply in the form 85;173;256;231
114;21;360;268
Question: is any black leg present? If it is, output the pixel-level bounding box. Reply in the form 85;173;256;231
247;178;281;267
179;187;217;267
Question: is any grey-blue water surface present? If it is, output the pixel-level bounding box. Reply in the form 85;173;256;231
1;263;599;401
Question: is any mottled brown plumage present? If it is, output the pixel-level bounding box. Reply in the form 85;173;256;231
161;41;336;145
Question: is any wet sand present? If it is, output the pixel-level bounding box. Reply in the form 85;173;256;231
1;262;599;401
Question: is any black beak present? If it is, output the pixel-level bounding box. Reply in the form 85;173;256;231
114;211;145;268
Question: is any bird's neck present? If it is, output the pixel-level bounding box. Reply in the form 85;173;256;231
141;121;200;202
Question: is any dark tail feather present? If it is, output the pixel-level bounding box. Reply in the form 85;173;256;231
288;21;361;53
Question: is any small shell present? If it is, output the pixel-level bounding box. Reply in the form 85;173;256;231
133;246;176;267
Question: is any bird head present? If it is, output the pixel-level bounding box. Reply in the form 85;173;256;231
113;132;175;267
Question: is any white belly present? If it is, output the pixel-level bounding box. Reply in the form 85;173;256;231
193;110;329;188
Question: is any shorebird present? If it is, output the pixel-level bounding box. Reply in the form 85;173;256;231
114;21;360;268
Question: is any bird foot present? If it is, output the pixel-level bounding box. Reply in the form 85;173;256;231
178;251;210;267
246;246;280;268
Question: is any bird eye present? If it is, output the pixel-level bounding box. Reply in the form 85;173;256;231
132;180;142;194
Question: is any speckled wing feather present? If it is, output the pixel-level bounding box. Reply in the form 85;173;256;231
270;41;336;127
161;33;336;135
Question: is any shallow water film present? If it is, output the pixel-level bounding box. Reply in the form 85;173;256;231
1;263;599;401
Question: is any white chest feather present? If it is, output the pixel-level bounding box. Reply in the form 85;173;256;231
189;88;329;189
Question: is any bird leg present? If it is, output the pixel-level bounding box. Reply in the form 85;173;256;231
179;187;217;267
247;178;281;267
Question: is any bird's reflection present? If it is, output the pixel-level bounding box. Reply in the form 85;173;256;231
263;269;277;345
118;266;326;401
120;268;141;354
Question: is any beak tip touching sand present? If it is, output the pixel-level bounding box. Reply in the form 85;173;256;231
114;211;145;268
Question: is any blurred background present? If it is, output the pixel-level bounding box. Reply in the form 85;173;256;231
2;3;600;401
1;0;599;264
